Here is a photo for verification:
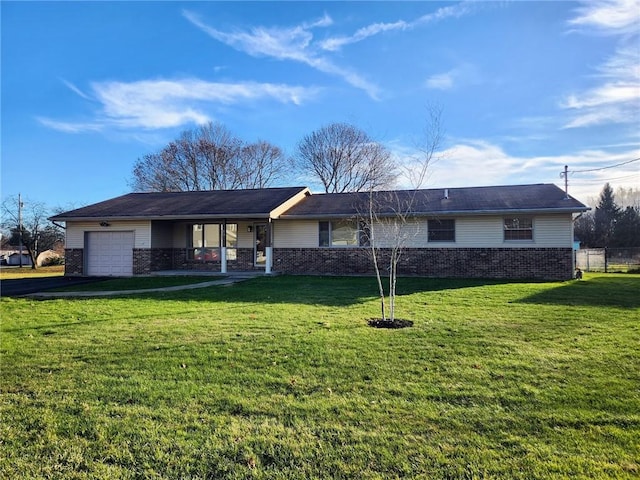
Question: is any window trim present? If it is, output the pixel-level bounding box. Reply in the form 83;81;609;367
503;216;534;242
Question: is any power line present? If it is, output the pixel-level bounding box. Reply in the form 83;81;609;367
569;157;640;174
570;173;640;185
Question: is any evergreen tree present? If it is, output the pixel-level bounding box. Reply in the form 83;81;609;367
612;206;640;247
574;212;595;247
593;183;620;247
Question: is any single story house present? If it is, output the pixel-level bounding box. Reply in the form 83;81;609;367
5;252;33;266
50;183;589;280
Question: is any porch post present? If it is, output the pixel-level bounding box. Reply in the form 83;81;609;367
221;221;227;274
265;219;272;274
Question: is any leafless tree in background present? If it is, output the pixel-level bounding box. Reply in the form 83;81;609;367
238;140;289;189
1;196;62;269
131;122;287;192
296;122;397;193
197;122;243;190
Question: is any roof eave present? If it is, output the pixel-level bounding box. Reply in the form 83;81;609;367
50;213;275;222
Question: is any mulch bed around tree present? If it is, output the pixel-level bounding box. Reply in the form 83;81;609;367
367;318;414;329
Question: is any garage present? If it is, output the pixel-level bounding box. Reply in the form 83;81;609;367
86;231;134;276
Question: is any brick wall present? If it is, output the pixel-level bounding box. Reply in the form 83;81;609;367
66;246;573;279
273;247;574;280
150;248;174;271
133;249;151;275
64;248;84;276
228;248;259;271
160;247;262;272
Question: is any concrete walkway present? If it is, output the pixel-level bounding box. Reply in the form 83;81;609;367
25;273;261;299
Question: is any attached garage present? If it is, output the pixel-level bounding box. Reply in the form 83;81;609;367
86;231;134;276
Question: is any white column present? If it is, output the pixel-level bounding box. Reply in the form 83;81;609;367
265;246;272;274
220;246;227;274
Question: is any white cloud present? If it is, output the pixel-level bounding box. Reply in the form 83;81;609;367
183;10;380;99
392;139;640;203
319;2;473;51
183;4;475;98
425;72;454;90
60;78;93;101
563;2;640;129
320;20;409;51
36;117;104;133
39;79;318;132
425;64;482;91
569;0;640;34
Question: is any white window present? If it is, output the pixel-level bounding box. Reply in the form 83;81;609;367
504;217;533;241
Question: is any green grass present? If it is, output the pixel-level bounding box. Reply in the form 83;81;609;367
0;265;64;279
1;274;638;479
50;275;225;292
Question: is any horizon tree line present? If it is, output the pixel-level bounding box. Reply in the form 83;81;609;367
574;183;640;248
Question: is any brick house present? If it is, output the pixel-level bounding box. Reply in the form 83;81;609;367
50;183;589;280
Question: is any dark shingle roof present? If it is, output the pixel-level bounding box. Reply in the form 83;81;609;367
50;184;588;222
280;184;589;218
51;187;309;221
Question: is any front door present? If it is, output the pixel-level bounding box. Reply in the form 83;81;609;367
254;224;267;267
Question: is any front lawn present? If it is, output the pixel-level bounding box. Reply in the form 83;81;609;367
0;265;64;279
1;274;638;479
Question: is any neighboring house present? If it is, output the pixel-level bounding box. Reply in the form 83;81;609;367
50;183;589;280
6;252;33;266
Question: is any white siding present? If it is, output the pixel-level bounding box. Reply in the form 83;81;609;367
275;214;574;250
66;221;151;249
274;220;319;248
534;214;574;247
456;217;503;247
65;214;575;251
390;215;573;248
237;222;254;248
371;219;426;248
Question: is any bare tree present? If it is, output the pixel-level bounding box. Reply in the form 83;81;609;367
1;195;61;269
130;122;287;192
238;140;289;189
363;107;443;325
197;122;243;190
296;122;397;193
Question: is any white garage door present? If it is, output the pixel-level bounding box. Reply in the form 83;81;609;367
87;231;134;276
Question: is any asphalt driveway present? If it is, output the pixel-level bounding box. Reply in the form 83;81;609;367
0;276;108;297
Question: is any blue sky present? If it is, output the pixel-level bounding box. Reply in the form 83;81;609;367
2;0;639;211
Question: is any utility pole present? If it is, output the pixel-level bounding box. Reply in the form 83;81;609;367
560;165;569;199
18;193;23;268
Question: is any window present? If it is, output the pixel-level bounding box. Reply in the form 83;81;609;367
188;223;238;260
319;220;360;247
428;219;455;242
504;217;533;241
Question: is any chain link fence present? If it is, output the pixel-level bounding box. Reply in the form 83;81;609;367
576;247;640;273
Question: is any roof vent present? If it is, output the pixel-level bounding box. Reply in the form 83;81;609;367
444;188;449;199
